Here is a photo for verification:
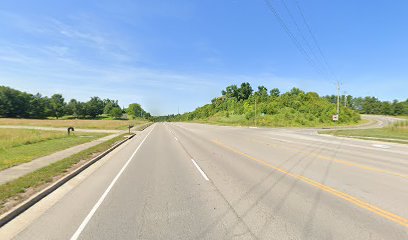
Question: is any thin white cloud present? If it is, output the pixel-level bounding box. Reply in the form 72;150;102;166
0;7;348;115
49;18;108;47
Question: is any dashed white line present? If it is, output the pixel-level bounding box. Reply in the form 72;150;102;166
191;159;209;181
372;144;390;149
267;136;293;143
70;125;155;240
174;136;178;141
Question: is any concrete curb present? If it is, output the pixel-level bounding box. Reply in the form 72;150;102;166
0;134;136;227
133;122;153;131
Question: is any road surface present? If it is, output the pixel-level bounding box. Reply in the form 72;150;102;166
360;114;404;128
1;122;407;239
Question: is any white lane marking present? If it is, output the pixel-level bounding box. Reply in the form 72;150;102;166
174;136;178;141
191;159;209;181
372;144;390;149
0;139;134;240
269;133;408;155
70;125;155;240
267;136;293;143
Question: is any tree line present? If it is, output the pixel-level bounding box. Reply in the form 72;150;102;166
323;95;408;116
158;83;407;126
158;83;362;126
0;86;150;119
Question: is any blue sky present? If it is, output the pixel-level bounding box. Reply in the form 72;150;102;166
0;0;407;115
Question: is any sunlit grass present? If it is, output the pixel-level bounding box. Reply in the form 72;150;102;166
0;129;106;170
0;118;148;130
0;129;67;150
192;113;365;128
320;120;408;143
0;133;128;214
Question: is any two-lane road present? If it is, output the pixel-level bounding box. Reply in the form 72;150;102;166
1;122;407;239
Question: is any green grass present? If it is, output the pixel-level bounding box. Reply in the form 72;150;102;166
0;129;107;171
0;133;129;213
0;128;67;149
320;121;408;144
190;113;366;128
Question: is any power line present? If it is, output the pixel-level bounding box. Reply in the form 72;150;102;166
292;0;338;83
263;0;339;84
263;0;344;109
280;0;326;75
262;0;326;77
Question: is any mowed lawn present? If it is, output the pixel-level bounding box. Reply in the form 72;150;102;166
321;121;408;143
0;118;147;130
0;129;107;170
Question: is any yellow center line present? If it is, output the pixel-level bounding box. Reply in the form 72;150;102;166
250;138;408;180
212;139;408;228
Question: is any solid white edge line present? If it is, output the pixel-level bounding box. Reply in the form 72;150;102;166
70;124;155;240
191;159;209;181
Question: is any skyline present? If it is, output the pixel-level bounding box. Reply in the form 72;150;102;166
1;0;407;115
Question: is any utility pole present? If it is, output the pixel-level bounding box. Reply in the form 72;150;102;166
336;81;340;119
254;97;257;127
226;97;230;117
344;91;347;107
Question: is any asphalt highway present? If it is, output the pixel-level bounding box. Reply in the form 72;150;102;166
1;121;407;239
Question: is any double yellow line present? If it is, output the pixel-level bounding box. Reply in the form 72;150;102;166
250;138;408;180
212;139;408;228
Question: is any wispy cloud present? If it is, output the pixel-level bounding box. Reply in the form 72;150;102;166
49;18;109;47
0;5;345;115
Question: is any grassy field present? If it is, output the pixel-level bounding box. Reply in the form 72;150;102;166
190;114;366;128
0;118;148;130
0;133;129;214
0;129;107;171
320;121;408;144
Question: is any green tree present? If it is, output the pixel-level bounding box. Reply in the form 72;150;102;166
110;107;123;119
0;86;31;118
168;84;362;126
127;103;143;118
221;85;239;99
392;100;405;115
238;82;253;101
75;101;88;118
65;99;76;116
351;97;364;111
50;94;65;119
86;97;104;118
288;87;304;96
381;102;393;115
255;85;268;101
269;88;280;98
0;85;152;119
28;93;48;118
103;99;119;115
362;97;382;114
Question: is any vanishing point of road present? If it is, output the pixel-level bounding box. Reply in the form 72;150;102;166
1;119;407;239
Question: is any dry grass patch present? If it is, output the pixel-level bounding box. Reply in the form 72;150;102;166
0;118;148;130
320;121;408;143
0;134;129;214
0;129;66;149
0;129;106;170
